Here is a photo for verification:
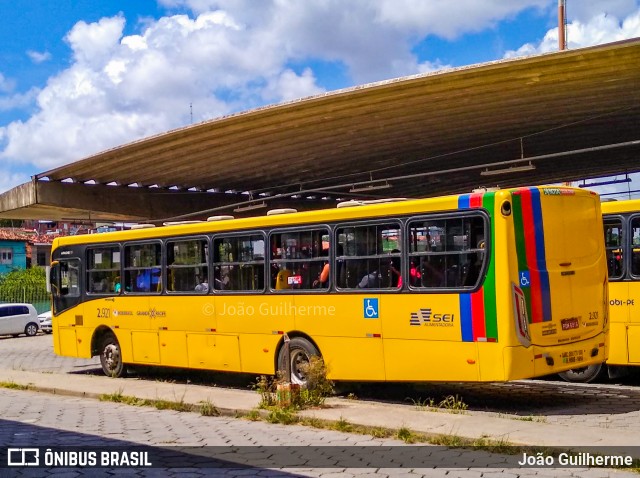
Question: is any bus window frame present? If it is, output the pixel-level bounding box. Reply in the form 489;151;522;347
85;243;122;296
269;224;331;293
51;257;82;314
211;230;267;295
627;213;640;281
604;214;627;282
165;235;211;295
122;240;163;295
406;210;490;294
334;218;403;293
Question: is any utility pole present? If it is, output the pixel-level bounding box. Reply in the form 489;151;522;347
558;0;567;51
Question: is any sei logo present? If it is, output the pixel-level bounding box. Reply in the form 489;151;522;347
410;308;455;327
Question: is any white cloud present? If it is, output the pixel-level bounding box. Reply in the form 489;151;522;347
26;50;52;64
2;0;639;180
0;11;326;170
0;73;16;94
505;4;640;57
0;87;39;111
565;0;639;23
262;68;324;103
65;16;126;67
0;170;30;193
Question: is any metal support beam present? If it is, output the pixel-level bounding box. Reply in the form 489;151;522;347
0;181;329;222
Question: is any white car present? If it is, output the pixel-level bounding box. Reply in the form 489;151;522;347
0;303;39;337
38;310;52;334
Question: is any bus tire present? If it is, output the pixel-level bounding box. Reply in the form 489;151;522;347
277;337;320;386
24;322;38;337
99;333;126;378
558;363;606;383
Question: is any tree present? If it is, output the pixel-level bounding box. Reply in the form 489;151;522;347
0;268;49;309
0;219;19;228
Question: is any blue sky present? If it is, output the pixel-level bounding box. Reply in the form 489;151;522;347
1;0;639;199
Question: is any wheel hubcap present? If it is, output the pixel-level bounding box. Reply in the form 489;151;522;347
290;349;309;383
104;344;120;370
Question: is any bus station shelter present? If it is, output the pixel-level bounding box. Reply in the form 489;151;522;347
1;38;639;223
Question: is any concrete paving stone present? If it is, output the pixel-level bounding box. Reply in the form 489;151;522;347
477;473;522;478
372;470;427;478
312;471;355;478
433;472;484;478
39;472;84;478
164;473;209;478
3;338;640;476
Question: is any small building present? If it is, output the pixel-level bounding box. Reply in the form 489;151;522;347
31;243;53;268
0;238;27;274
0;229;56;273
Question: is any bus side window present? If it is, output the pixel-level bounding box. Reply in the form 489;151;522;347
631;218;640;277
604;219;624;279
214;235;265;292
408;215;485;290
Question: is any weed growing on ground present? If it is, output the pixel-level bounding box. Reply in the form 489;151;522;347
253;356;334;411
266;407;298;425
332;417;353;433
0;381;33;391
408;397;435;410
199;399;219;417
396;427;417;443
298;356;334;406
407;394;468;414
438;394;468;413
245;409;261;421
154;398;193;412
253;374;282;408
99;391;148;406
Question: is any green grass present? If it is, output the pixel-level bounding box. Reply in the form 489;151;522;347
99;388;211;413
199;399;220;417
0;381;33;391
408;394;468;414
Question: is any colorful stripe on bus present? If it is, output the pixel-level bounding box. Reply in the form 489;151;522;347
458;192;498;342
511;187;552;323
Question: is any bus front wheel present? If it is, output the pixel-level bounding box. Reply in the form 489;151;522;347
558;363;606;383
277;337;320;386
100;334;126;378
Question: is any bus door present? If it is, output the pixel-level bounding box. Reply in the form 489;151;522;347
50;259;82;357
123;243;162;364
626;215;640;363
512;189;606;351
603;216;630;364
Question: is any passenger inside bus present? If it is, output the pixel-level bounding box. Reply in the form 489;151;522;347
313;249;330;288
389;250;402;288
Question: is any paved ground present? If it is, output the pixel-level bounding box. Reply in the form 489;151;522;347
0;334;639;476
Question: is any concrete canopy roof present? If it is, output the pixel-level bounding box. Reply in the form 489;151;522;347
2;38;640;222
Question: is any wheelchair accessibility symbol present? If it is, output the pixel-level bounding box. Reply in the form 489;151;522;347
519;271;530;288
364;298;379;319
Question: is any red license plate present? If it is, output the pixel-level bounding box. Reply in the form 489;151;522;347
561;317;579;331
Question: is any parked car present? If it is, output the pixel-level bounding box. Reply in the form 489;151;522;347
38;310;52;334
0;303;39;337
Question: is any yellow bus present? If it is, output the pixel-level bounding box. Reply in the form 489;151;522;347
48;186;609;384
560;198;640;383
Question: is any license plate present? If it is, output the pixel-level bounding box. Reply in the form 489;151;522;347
561;317;579;331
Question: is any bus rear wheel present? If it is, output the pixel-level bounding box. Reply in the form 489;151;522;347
277;337;320;386
100;334;126;378
558;363;606;383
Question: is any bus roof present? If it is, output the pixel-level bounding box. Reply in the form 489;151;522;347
52;186;596;248
601;199;640;215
